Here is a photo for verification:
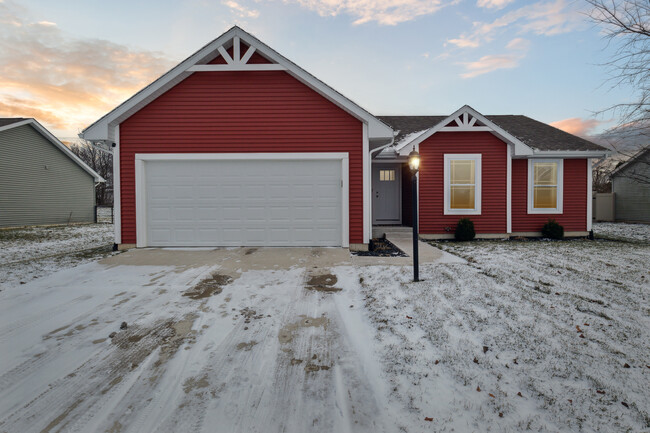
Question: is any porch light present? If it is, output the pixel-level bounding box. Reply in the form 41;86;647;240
408;146;420;282
408;148;420;173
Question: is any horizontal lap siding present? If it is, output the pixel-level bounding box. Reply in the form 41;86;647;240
119;71;362;245
512;159;587;232
419;132;507;234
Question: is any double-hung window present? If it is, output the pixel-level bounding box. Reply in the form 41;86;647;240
528;159;563;213
444;154;481;215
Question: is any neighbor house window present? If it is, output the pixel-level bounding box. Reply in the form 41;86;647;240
528;159;563;214
444;154;481;215
379;169;395;181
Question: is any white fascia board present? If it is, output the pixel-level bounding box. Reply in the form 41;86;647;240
3;119;105;182
81;26;393;142
396;105;534;157
523;150;611;159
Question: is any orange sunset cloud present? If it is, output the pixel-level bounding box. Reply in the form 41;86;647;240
0;1;175;138
550;117;601;137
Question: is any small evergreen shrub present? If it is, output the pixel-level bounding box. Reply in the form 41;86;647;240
455;218;476;241
541;218;564;240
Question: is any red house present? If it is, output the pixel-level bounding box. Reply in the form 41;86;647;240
82;27;608;250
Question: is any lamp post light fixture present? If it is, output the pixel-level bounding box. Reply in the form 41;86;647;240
408;147;420;282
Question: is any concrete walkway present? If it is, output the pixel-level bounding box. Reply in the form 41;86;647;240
373;226;465;265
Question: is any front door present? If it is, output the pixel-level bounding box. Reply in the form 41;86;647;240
372;164;401;224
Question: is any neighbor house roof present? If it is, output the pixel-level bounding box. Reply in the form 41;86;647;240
379;113;608;154
0;118;28;128
81;26;393;144
0;118;105;182
611;147;650;177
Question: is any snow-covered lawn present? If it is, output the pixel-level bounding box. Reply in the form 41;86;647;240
0;224;114;289
0;225;648;432
594;222;650;243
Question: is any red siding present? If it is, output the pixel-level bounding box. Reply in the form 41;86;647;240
512;159;587;232
119;71;363;245
419;132;507;234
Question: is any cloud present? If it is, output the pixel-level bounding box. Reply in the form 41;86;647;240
284;0;454;25
476;0;514;9
449;0;583;48
223;0;260;18
0;1;174;137
550;117;601;137
460;37;529;78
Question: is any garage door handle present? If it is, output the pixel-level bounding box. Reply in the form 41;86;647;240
375;192;379;198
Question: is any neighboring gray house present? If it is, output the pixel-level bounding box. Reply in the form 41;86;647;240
611;147;650;223
0;118;104;228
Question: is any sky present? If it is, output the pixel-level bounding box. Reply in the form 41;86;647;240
0;0;634;141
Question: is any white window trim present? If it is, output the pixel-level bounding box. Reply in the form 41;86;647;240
444;154;482;215
134;152;349;248
527;159;563;214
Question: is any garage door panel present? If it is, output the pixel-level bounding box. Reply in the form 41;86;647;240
143;158;343;246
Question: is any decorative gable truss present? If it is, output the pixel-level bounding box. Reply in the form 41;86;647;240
188;36;287;72
440;111;491;132
396;105;534;157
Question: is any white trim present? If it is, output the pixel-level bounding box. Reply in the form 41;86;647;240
587;158;593;231
135;158;146;248
113;126;121;244
240;45;256;64
80;26;392;143
524;151;610;159
0;118;104;182
443;154;482;215
507;145;512;233
363;123;370;244
527;159;564;214
396;105;534;157
134;152;350;248
134;152;348;161
187;64;287;72
217;46;233;64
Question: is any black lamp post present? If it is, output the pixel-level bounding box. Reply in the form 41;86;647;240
408;147;420;282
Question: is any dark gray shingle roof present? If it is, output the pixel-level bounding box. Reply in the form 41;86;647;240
0;118;27;128
378;115;607;152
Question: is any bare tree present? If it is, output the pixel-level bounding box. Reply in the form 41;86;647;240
69;141;113;205
587;0;650;182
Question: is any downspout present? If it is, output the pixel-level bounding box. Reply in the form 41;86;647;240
369;132;397;158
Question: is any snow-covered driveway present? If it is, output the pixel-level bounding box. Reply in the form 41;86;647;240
0;223;648;432
0;249;396;433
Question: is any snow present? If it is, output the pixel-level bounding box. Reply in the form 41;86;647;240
0;224;114;289
594;222;650;243
395;129;427;149
0;225;648;432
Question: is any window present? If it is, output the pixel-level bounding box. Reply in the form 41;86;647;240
444;154;481;215
379;169;395;181
528;159;563;213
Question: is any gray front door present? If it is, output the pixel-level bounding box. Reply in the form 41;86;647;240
372;164;401;224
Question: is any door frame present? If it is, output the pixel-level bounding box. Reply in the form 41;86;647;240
134;152;349;248
371;161;402;225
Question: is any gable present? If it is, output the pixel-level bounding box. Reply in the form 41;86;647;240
0;124;96;182
81;26;392;144
0;119;103;181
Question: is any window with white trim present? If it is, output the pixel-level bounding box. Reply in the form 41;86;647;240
444;154;481;215
528;159;563;214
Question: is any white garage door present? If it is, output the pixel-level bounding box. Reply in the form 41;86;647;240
141;157;344;247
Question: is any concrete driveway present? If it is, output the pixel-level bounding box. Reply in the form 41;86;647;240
0;247;406;433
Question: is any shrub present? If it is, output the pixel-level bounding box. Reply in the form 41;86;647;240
541;218;564;240
455;218;476;241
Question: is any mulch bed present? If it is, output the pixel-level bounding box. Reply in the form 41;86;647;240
352;238;408;257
